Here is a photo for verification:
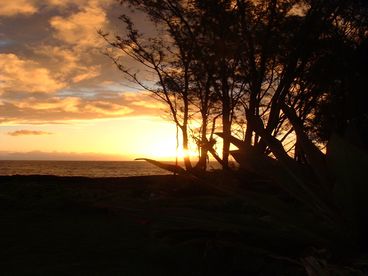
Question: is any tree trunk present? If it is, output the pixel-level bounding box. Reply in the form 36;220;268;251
222;97;231;170
182;126;193;171
196;115;208;170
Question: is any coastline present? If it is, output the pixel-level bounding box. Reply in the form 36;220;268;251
0;174;209;275
0;175;220;272
0;174;303;275
0;160;175;178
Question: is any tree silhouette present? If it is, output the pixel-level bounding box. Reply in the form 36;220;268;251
104;0;368;171
101;4;199;170
103;1;368;269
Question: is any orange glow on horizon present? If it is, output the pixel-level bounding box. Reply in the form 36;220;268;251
0;116;202;161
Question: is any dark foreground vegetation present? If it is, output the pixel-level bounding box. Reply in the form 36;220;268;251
1;174;367;275
97;0;368;274
0;174;302;276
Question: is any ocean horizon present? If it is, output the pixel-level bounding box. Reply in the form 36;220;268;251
0;160;221;178
0;160;173;178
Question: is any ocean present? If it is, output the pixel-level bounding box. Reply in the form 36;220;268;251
0;160;173;178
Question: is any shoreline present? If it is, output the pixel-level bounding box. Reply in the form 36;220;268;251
0;173;194;187
0;174;211;209
0;173;177;181
0;174;306;275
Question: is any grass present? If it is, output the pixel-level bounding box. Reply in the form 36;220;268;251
0;175;310;275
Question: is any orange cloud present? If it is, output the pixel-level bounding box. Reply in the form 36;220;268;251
0;0;37;16
83;101;133;116
49;2;108;47
0;90;164;125
0;0;114;17
16;97;134;116
17;97;81;112
7;130;53;136
46;0;114;9
2;96;134;124
0;54;65;94
34;46;80;76
34;45;101;83
72;66;101;83
122;92;166;109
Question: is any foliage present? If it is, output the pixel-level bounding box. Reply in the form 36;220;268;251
103;0;368;273
105;0;368;170
144;131;368;274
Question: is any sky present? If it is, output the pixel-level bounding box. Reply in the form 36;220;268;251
0;0;185;160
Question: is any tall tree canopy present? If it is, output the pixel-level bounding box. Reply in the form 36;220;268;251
103;0;368;170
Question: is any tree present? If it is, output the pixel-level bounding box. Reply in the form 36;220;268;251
211;0;368;164
102;0;217;170
103;0;368;172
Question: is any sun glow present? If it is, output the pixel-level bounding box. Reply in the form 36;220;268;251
125;119;199;160
0;116;199;161
143;146;198;160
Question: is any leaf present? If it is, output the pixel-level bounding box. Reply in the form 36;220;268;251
281;103;330;188
239;113;339;225
301;256;330;276
230;148;338;227
215;133;246;150
135;158;187;175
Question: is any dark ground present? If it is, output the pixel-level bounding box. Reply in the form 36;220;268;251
0;175;304;276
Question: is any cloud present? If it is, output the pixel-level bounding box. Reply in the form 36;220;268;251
46;0;89;7
0;0;114;17
17;97;134;117
122;92;166;109
71;66;101;83
0;0;37;16
0;95;134;124
0;53;66;94
49;2;108;47
16;97;81;112
34;45;102;84
0;39;14;47
34;46;80;76
0;86;164;125
83;100;133;116
46;0;114;9
7;130;53;136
